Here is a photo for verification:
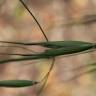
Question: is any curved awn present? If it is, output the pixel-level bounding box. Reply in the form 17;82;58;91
19;0;55;95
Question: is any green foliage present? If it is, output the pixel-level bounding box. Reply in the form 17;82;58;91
0;80;38;87
0;1;96;96
0;41;95;64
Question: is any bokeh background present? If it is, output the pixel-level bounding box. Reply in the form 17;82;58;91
0;0;96;96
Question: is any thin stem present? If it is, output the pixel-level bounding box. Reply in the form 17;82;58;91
19;0;48;41
0;45;37;53
66;68;96;82
37;58;55;96
0;53;36;56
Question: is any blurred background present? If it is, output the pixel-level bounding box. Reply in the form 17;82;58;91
0;0;96;96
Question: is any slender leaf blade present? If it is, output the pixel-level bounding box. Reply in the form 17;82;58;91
0;40;93;48
0;80;38;87
44;43;94;57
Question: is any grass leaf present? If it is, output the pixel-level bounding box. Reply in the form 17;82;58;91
0;80;38;87
44;42;94;57
0;41;95;64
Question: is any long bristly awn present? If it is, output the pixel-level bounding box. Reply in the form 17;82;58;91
0;0;96;96
19;0;55;95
